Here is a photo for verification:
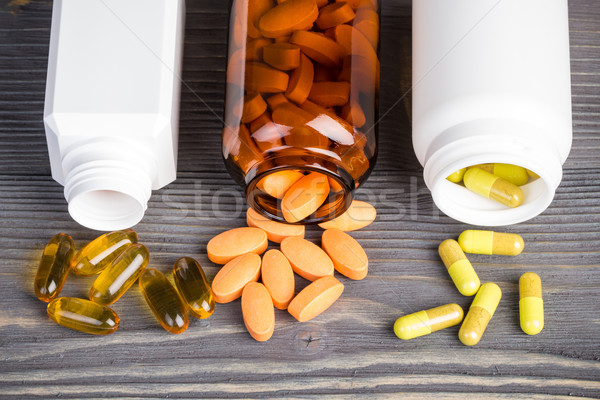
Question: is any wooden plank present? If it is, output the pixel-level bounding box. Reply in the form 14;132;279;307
0;0;599;398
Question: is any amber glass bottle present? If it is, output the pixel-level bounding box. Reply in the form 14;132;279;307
223;0;379;223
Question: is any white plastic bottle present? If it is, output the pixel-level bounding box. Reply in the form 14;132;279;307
44;0;185;230
412;0;572;226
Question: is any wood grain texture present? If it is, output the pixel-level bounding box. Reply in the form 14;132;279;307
1;0;599;398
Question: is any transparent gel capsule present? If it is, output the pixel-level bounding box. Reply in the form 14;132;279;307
34;233;75;302
71;229;138;276
140;268;189;334
89;244;149;305
173;257;215;319
47;297;119;335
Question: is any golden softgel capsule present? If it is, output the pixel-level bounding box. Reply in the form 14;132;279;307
47;297;119;335
470;163;529;186
459;282;502;346
458;230;524;256
173;257;215;319
519;272;544;335
89;244;149;305
72;229;138;276
446;168;466;183
438;239;480;296
34;233;75;302
394;303;464;340
463;167;523;208
139;268;189;334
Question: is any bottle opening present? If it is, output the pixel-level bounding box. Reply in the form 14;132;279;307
63;159;153;231
430;162;557;226
245;157;354;224
68;190;146;231
422;123;565;226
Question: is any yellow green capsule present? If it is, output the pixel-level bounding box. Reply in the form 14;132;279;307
139;268;189;334
47;297;119;335
459;282;502;346
458;230;524;256
519;272;544;335
446;168;466;183
470;163;529;186
34;233;75;302
89;244;149;305
463;167;524;208
173;257;215;319
438;239;480;296
394;303;464;340
71;229;138;276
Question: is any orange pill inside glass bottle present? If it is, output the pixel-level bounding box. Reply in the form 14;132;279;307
223;0;379;224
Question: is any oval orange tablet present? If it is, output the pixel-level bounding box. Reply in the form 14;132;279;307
211;253;262;303
263;42;301;70
284;126;329;148
261;249;295;309
256;169;304;199
280;236;334;281
285;53;314;104
321;229;368;280
246;0;275;39
241;93;268;123
272;102;314;127
258;0;319;38
325;24;353;54
281;172;330;223
353;7;379;49
207;227;268;264
245;62;290;93
241;282;275;341
266;93;291;110
247;207;305;243
289;30;347;67
288;275;344;322
246;38;273;61
318;200;376;231
316;2;356;29
308;81;350;107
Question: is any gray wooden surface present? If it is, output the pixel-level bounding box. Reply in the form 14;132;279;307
1;0;599;398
